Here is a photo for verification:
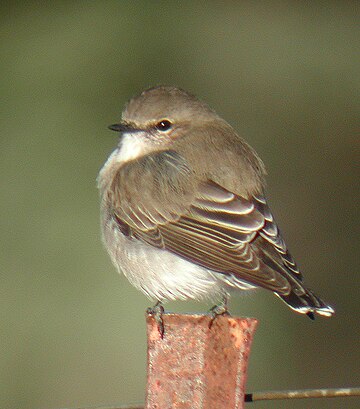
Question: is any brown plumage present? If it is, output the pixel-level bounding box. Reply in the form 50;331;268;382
98;86;334;318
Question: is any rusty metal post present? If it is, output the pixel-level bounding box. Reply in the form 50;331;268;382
145;313;257;409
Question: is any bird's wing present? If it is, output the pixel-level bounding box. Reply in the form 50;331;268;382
162;182;301;294
111;151;302;295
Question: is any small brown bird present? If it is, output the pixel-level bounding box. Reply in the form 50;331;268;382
97;86;334;322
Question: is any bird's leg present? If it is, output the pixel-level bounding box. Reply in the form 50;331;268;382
146;300;165;338
209;293;230;328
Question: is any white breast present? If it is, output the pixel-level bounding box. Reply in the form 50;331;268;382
97;131;149;194
101;217;224;302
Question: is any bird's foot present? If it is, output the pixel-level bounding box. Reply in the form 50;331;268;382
146;301;165;338
208;295;230;328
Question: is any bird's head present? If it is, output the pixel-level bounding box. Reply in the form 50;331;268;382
108;86;219;162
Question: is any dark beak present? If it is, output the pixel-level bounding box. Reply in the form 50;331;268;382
108;122;138;133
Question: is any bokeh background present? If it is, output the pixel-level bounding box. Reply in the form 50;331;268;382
1;2;359;409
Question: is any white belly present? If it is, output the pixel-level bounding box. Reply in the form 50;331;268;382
101;217;225;302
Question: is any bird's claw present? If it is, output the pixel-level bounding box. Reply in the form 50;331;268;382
208;295;230;328
147;301;165;338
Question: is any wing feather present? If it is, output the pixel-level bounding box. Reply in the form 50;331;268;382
111;153;300;295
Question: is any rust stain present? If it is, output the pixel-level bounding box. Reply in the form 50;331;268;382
145;313;257;409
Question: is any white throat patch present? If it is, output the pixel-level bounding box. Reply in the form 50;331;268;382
117;132;148;163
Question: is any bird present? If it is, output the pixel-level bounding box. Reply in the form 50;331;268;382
97;85;334;331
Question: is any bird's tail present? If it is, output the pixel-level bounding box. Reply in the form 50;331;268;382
276;285;335;319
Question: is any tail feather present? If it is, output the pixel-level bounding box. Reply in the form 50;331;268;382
276;286;335;318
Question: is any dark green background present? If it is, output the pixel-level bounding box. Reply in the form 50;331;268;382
1;2;359;409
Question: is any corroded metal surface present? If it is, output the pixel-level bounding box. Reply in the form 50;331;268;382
145;313;257;409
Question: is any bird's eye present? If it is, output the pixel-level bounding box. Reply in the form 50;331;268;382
155;120;172;132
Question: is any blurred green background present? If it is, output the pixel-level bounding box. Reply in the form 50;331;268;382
0;2;359;409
